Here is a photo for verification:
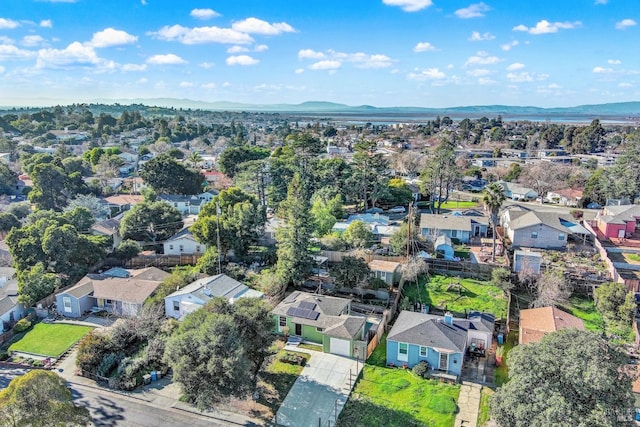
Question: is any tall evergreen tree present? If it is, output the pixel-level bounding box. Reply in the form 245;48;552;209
276;173;313;286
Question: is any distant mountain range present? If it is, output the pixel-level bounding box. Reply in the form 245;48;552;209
91;98;640;119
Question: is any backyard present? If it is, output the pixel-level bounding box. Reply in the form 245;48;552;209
493;330;517;386
337;335;460;427
8;323;93;357
404;274;508;317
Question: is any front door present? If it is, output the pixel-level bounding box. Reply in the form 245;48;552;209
295;323;302;336
439;352;449;371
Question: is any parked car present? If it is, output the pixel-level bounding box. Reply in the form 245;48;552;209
388;206;406;214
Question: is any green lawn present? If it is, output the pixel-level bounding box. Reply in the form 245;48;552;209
494;330;517;386
477;387;494;426
258;348;310;413
404;275;508;317
9;323;93;357
558;295;604;332
438;201;478;210
338;366;460;427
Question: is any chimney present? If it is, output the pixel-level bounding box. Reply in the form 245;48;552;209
444;312;453;325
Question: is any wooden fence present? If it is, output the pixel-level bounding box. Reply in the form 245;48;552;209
320;250;405;264
125;254;202;268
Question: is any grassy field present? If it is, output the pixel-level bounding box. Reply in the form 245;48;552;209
477;387;494;426
438;201;478;210
404;275;508;317
558;295;604;332
9;323;93;357
494;330;517;386
337;333;460;427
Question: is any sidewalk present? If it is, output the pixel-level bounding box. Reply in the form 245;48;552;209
455;382;482;427
56;348;263;426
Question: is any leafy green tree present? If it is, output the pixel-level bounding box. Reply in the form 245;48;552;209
383;178;414;206
120;200;183;243
503;163;522;182
594;282;636;325
191;188;266;259
28;163;68;211
341;220;374;249
218;145;270;178
139;154;204;195
332;256;370;288
0;212;20;236
65;194;110;221
490;267;513;296
0;162;17;195
5;202;31;220
114;239;141;261
349;140;389;210
276;173;313;286
608;137;640;203
62;206;95;232
389;222;419;256
310;193;343;237
17;263;60;306
0;370;90;427
490;329;634;427
194;246;220;275
482;182;506;262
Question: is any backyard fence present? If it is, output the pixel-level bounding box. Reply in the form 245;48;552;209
125;254;201;268
320;250;405;264
424;258;495;280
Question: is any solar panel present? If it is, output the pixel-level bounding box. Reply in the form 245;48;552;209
286;307;300;317
286;306;320;320
299;301;317;310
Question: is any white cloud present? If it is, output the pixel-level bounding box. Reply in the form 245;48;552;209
190;8;221;20
455;3;490;19
382;0;432;12
40;20;53;28
231;18;295;35
608;59;622;65
222;82;231;87
506;62;525;71
147;53;186;65
0;44;35;60
616;19;637;30
593;66;614;74
150;25;253;45
295;68;304;74
137;77;148;84
199;62;215;69
36;42;109;69
298;49;325;59
548;83;562;89
179;81;193;88
478;78;497;85
469;31;495;41
226;55;259;66
121;63;147;71
0;18;19;29
407;67;445;80
501;40;519;51
201;82;217;89
413;41;437;52
513;20;581;35
0;36;14;44
309;60;341;70
465;51;501;66
227;45;249;53
467;68;491;77
618;82;633;88
88;28;137;48
22;35;45;47
506;72;533;82
254;44;268;52
0;66;4;74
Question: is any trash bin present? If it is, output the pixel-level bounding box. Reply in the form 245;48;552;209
497;334;504;345
143;374;151;385
151;371;157;381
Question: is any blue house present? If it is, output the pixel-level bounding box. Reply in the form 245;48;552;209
419;213;473;243
386;311;494;378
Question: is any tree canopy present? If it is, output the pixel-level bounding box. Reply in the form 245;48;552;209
139;154;204;195
490;329;635;427
119;200;183;243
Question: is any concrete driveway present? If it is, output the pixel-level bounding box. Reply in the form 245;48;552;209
276;348;363;427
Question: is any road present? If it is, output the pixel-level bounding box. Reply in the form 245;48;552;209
71;383;231;427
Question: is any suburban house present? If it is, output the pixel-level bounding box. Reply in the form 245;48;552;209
90;213;124;250
0;267;23;331
164;274;263;320
158;191;217;216
595;204;640;240
163;227;206;255
271;291;368;358
546;188;583;207
452;210;489;237
501;206;591;249
519;306;585;345
332;213;396;240
496;181;538;201
386;311;495;378
368;259;402;285
55;267;169;318
103;194;144;213
420;213;472;243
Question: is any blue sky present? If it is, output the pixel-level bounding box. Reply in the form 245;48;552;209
0;0;638;108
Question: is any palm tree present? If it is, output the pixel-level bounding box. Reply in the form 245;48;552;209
482;182;506;262
187;151;203;169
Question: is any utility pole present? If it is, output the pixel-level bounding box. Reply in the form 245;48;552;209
216;202;222;275
406;203;411;261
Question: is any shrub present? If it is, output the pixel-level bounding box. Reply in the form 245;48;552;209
14;319;32;333
367;278;388;290
32;359;44;367
412;361;428;377
97;351;125;377
0;350;8;361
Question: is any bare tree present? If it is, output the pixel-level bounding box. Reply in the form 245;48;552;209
531;272;572;308
402;256;429;283
519;163;569;203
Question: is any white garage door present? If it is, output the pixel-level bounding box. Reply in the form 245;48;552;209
330;337;351;357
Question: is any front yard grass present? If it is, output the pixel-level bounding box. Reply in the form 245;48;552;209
477;387;494;426
256;347;310;414
404;274;508;317
298;342;323;352
438;200;478;210
8;323;93;357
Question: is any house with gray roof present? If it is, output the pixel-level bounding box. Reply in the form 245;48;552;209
420;213;473;243
0;295;24;332
271;291;368;358
164;274;263;320
496;181;538;201
163;227;207;256
158;191;217;215
386;310;494;377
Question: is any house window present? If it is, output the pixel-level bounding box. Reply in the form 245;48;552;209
558;233;565;241
173;300;180;311
196;246;201;252
531;231;538;239
379;271;387;281
470;337;485;350
179;245;184;252
451;230;458;238
316;327;325;332
398;342;408;362
279;316;287;327
63;297;72;313
419;346;427;357
169;244;174;251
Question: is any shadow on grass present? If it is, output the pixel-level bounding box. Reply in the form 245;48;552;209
336;397;425;427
